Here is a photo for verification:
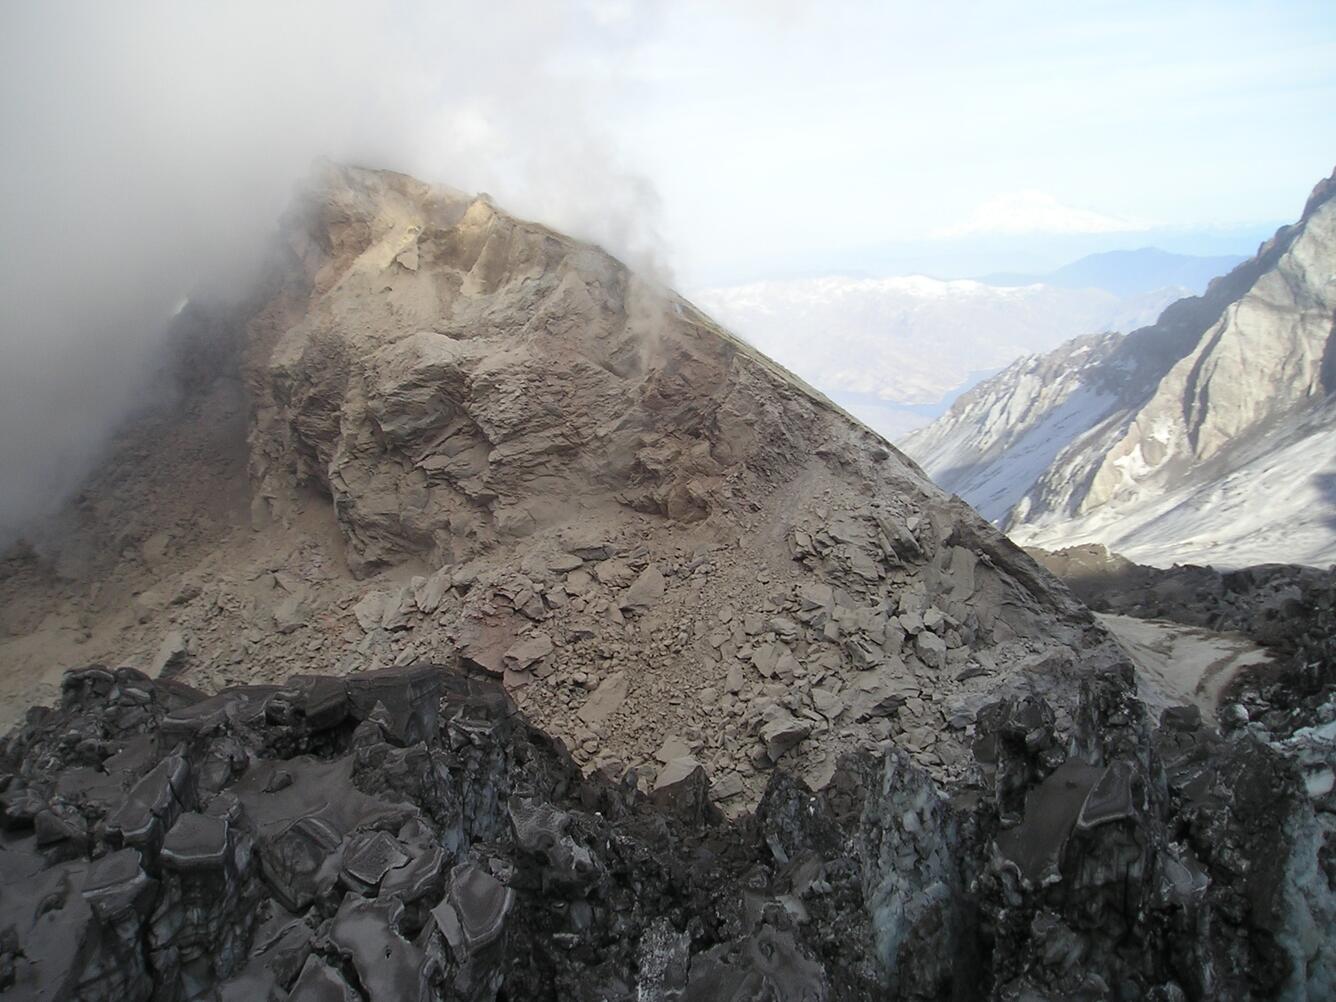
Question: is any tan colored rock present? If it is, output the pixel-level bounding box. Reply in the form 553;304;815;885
0;161;1133;807
578;672;627;727
504;633;554;671
353;592;389;633
564;570;594;595
724;663;745;694
710;772;745;802
273;591;309;635
458;616;524;676
620;565;665;612
594;560;635;588
759;710;810;763
655;735;691;764
152;629;189;675
413;568;451;614
916;631;947;671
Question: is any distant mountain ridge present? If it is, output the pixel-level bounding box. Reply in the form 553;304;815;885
693;269;1194;440
904;167;1336;569
979;247;1246;298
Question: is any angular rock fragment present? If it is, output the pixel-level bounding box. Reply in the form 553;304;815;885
381;586;416;630
153;629;190;675
577;671;627;726
345;663;442;743
340;830;410;895
758;708;811;763
914;630;946;670
503;633;554;672
724;663;745;694
151;810;262;996
327;895;436;1001
711;772;746;802
105;753;192;859
413;567;452;614
354;591;389;632
655;735;691;764
650;756;713;821
288;955;360;1002
620;564;666;612
273;589;310;634
433;863;513;959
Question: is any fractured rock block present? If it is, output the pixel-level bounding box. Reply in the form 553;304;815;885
620;564;666;612
105;753;192;861
345;664;443;744
327;895;437;1002
914;631;947;671
150;811;262;999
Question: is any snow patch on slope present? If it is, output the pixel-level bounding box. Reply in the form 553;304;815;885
905;168;1336;570
1015;402;1336;568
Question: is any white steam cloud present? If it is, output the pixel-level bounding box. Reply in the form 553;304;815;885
0;0;668;538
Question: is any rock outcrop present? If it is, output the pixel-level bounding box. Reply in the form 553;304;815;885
245;162;851;573
2;658;1331;1001
904;166;1336;568
1;163;1130;805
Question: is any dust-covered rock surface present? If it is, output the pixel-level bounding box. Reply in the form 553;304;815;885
0;163;1129;808
2;659;1332;1001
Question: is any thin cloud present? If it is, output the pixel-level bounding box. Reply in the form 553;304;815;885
933;191;1148;239
0;1;667;541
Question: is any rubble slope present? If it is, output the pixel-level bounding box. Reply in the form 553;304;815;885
1;163;1125;807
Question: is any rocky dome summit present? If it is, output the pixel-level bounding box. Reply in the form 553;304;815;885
0;163;1122;803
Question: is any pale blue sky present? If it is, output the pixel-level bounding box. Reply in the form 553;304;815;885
6;1;1332;286
562;1;1336;282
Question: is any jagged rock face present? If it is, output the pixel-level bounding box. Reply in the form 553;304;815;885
248;163;851;573
905;166;1336;568
69;160;1130;805
3;660;1331;1001
0;662;887;1001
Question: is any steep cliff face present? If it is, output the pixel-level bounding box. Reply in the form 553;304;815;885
899;332;1128;524
905;167;1336;568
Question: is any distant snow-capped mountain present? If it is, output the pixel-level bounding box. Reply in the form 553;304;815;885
693;274;1188;439
904;167;1336;568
